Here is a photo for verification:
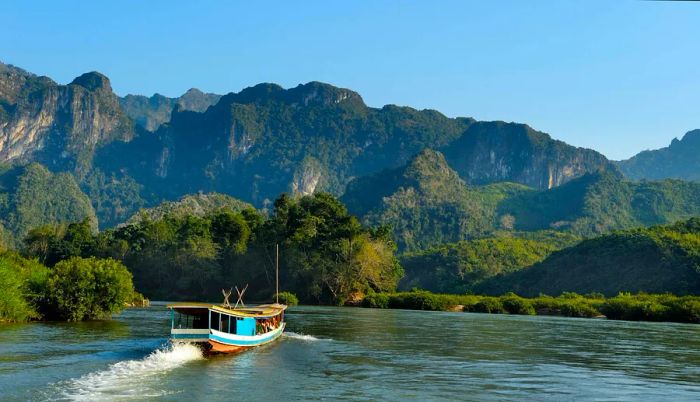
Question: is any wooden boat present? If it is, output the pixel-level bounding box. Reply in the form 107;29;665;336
167;301;287;353
167;244;287;354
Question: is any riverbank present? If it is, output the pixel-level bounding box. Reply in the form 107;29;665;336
359;291;700;324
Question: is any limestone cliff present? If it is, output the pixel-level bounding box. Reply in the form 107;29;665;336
0;63;133;174
441;121;613;190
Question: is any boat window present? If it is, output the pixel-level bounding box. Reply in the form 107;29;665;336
220;314;230;333
210;311;220;330
173;309;208;329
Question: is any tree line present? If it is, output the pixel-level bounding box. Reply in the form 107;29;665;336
21;192;403;305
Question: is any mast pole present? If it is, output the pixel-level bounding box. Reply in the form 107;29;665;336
276;243;279;304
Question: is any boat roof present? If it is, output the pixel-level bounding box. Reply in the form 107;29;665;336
167;302;287;318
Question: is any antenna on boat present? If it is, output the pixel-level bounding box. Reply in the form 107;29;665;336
222;288;233;308
276;243;279;305
234;284;248;309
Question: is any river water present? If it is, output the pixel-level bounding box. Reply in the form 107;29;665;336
1;304;700;401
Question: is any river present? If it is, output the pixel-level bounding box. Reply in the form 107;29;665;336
1;304;699;401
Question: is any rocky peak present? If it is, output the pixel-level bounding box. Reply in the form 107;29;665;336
176;88;222;112
286;81;364;107
677;129;700;148
215;81;365;109
70;71;112;92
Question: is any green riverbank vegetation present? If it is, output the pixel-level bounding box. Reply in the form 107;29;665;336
20;193;403;305
2;191;700;325
0;251;139;322
360;291;700;324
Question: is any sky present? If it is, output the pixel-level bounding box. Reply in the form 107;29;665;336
2;0;699;160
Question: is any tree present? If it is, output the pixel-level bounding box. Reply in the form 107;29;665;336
41;257;135;321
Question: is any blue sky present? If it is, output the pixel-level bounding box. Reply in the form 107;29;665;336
2;0;699;159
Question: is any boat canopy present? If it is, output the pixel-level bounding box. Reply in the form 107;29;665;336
167;302;286;319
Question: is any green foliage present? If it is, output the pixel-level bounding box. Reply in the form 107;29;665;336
81;169;146;228
599;293;700;324
41;257;135;321
343;149;533;251
0;164;97;245
361;291;390;308
275;291;299;306
360;290;700;323
499;170;700;237
125;193;254;226
477;217;700;297
500;293;536;315
399;232;577;293
0;251;49;322
470;298;506;314
264;193;403;304
22;193;401;305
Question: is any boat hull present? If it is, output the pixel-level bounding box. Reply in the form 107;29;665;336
207;323;286;354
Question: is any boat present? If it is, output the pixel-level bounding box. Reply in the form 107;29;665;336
167;301;287;353
166;245;287;354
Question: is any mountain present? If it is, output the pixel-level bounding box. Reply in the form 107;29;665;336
441;121;613;190
119;88;221;131
499;170;700;237
616;130;700;182
345;151;700;250
0;163;97;244
0;63;134;175
124;192;253;225
94;80;609;208
3;62;683;239
476;218;700;296
342;149;531;251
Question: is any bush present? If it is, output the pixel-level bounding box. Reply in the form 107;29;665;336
41;257;135;321
500;293;535;315
470;298;505;314
275;291;299;306
388;291;455;311
557;300;601;318
666;297;700;323
357;290;700;324
362;292;389;308
0;252;48;322
600;294;669;321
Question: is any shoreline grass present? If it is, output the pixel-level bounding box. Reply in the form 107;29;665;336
359;290;700;324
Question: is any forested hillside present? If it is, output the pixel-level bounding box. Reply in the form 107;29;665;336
344;150;700;250
499;170;700;237
0;163;96;246
342;149;531;250
477;218;700;296
399;231;580;293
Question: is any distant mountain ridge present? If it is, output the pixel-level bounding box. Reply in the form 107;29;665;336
119;88;221;131
94;79;613;209
616;130;700;182
2;60;697;238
